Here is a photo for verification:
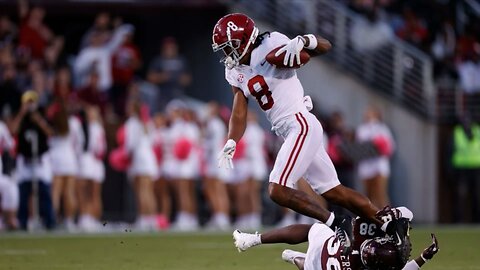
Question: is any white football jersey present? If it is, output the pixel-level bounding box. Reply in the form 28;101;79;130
225;32;308;127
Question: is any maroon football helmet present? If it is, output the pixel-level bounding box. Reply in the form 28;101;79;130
212;13;259;69
360;236;410;270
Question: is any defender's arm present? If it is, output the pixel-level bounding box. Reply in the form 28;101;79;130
402;234;439;270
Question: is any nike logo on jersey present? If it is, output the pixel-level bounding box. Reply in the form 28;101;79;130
260;59;267;66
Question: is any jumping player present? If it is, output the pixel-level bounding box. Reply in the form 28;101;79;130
212;13;404;243
233;207;439;270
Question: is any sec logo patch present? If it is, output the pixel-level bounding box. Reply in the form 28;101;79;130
237;74;245;83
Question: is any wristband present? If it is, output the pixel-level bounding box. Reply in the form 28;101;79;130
304;34;318;50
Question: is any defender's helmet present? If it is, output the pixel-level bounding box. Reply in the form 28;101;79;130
212;13;259;69
360;237;410;270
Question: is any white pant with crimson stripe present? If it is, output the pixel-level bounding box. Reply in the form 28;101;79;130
270;111;340;194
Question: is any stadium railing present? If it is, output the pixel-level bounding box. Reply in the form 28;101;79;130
230;0;466;123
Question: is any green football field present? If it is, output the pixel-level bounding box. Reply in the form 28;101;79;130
0;227;479;270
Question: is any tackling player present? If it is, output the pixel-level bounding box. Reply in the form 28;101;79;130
212;13;404;243
233;207;439;270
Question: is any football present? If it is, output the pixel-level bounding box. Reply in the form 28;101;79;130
265;45;311;68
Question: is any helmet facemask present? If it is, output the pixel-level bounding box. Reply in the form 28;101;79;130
212;26;259;69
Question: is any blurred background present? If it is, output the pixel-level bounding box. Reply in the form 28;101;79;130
0;0;479;234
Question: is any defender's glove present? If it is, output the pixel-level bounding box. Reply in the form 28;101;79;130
275;36;306;67
218;139;236;169
421;234;439;261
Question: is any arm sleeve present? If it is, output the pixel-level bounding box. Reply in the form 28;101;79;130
402;260;420;270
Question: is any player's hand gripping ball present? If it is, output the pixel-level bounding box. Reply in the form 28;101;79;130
266;45;310;68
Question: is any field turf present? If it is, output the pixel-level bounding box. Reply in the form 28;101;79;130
0;226;479;269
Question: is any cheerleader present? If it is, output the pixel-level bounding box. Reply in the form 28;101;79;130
77;106;106;232
151;112;170;229
49;101;82;231
202;102;230;230
356;106;395;209
242;111;268;229
166;101;201;231
225;137;250;230
0;120;18;230
125;99;157;231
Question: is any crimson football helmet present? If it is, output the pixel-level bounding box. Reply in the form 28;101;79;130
360;236;411;270
212;13;259;69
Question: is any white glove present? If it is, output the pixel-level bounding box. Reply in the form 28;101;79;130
218;139;236;169
275;36;306;67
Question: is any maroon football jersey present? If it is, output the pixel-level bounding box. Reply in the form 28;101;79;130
352;216;386;251
320;234;355;270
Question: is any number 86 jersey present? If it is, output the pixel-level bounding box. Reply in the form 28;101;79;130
225;31;308;127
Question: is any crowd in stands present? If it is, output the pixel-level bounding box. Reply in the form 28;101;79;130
346;0;480;95
345;1;480;223
0;1;411;232
0;1;273;232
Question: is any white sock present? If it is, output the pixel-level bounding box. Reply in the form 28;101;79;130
325;212;335;227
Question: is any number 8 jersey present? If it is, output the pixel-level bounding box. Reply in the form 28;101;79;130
224;32;308;127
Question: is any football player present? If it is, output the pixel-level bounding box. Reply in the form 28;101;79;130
233;206;439;270
213;13;404;243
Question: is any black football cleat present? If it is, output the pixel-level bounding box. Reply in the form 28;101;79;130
331;215;352;255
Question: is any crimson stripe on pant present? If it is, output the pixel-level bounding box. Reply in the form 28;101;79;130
278;113;304;186
282;113;309;184
279;113;308;186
